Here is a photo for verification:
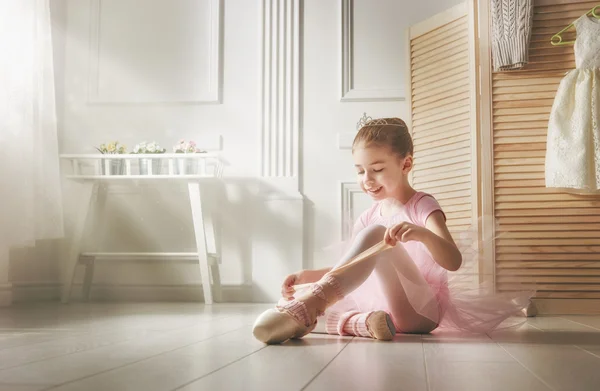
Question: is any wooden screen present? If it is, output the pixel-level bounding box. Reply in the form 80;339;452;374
492;0;600;314
408;1;480;285
408;3;478;237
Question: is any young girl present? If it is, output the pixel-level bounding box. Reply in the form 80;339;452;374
253;117;533;344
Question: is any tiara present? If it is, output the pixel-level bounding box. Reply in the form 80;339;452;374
356;112;389;130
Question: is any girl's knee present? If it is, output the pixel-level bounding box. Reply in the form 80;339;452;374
356;224;386;245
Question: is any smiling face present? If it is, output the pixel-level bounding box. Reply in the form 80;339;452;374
353;143;413;201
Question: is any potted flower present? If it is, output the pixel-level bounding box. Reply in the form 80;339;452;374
132;141;166;175
172;139;206;175
96;141;127;175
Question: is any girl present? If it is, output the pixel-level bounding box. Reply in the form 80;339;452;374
253;117;533;344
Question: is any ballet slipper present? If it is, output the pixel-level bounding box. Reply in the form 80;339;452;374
252;308;317;344
366;311;396;341
252;275;343;344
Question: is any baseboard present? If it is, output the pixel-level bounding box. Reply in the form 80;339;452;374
0;283;12;306
533;299;600;315
11;282;254;303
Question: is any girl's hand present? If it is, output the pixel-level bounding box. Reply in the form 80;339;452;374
281;270;304;300
384;222;429;246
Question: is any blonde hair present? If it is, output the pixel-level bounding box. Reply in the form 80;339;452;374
352;117;413;158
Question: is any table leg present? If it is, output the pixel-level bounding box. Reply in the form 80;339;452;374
61;182;96;303
188;182;213;304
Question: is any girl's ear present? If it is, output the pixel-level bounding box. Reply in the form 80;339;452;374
402;155;413;174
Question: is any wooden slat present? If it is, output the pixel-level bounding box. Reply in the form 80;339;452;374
411;28;469;58
413;69;469;96
415;152;470;171
499;215;600;224
493;106;552;116
413;59;469;86
412;52;468;79
496;200;600;209
497;258;600;265
414;140;470;161
418;181;471;194
499;231;600;239
411;16;467;45
498;284;600;292
494;165;544;174
412;84;470;107
495;150;546;159
534;9;595;21
493;90;558;101
494;157;545;166
412;92;470;115
495;193;596;202
494;129;547;137
494;143;546;152
497;276;600;283
413;169;471;184
414;112;470;133
414;161;470;180
412;36;469;66
412;97;469;121
494;136;547;145
493;120;549;130
414;130;470;150
412;119;470;139
498;254;600;268
412;105;470;127
412;77;470;101
495;208;600;217
497;245;600;254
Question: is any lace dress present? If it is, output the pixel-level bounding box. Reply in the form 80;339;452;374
545;15;600;192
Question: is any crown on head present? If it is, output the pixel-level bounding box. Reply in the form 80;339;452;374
356;112;390;130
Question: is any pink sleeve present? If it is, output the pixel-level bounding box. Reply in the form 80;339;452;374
414;194;446;227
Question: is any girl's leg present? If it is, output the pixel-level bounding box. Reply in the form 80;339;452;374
253;225;438;343
323;225;439;335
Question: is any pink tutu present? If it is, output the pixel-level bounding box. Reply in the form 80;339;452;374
325;192;534;334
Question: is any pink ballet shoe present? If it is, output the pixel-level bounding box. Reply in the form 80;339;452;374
330;310;396;341
365;311;396;341
252;275;343;344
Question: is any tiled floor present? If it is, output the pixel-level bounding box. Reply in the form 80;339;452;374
0;303;598;391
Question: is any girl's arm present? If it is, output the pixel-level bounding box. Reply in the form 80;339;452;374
422;211;462;271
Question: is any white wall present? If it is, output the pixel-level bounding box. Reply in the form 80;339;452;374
9;0;464;303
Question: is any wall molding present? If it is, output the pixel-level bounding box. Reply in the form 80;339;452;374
87;0;223;104
259;0;300;182
340;181;362;240
340;0;405;102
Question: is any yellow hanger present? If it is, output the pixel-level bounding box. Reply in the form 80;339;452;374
550;5;600;46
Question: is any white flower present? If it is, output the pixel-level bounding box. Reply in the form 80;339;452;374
147;142;157;153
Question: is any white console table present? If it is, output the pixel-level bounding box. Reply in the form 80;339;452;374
60;153;224;304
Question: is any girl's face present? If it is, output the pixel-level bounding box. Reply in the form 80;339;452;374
352;144;412;201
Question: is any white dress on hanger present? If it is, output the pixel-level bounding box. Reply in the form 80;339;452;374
545;15;600;192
